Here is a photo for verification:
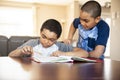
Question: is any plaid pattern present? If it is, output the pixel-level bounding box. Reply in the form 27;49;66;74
77;24;98;52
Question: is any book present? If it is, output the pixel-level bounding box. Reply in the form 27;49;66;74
71;57;96;62
32;56;73;63
32;54;102;63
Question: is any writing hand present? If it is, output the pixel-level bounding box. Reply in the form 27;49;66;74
21;46;33;55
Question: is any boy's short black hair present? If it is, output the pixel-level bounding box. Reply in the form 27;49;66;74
81;1;101;18
40;19;62;38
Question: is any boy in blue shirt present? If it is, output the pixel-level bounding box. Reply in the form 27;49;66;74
64;1;110;59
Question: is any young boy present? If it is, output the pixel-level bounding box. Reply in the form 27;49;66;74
64;1;110;59
9;19;88;57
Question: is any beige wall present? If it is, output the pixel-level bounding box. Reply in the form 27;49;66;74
110;0;120;61
66;1;79;41
36;4;67;41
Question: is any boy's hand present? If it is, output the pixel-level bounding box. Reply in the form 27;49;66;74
51;51;65;57
63;39;72;44
20;46;33;55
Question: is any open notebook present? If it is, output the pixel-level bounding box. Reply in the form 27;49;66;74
32;52;102;63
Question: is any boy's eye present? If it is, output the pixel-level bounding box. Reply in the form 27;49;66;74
50;39;55;42
41;34;46;39
83;19;89;23
80;17;89;23
85;20;89;23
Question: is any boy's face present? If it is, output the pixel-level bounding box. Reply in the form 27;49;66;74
40;28;58;48
79;10;100;30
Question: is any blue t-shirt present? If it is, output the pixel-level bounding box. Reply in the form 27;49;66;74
73;18;110;59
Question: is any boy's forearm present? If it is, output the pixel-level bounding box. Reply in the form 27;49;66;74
68;24;76;40
89;45;105;58
89;51;103;58
64;48;89;58
64;52;88;58
8;49;23;57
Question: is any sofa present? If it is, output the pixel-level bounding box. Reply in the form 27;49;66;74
0;35;39;56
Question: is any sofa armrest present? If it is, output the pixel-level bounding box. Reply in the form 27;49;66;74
0;35;8;56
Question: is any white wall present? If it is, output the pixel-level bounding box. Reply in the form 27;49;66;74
110;0;120;61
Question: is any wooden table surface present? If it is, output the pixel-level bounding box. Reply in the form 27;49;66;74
0;57;120;80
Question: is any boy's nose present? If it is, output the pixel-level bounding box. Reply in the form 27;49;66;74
44;39;51;45
81;20;85;26
44;39;49;43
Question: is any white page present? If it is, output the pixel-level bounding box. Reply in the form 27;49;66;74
32;52;73;63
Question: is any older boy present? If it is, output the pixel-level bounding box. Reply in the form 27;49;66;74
64;1;110;59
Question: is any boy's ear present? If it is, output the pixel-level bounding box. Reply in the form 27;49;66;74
95;16;101;23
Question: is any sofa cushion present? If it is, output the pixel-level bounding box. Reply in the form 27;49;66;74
0;35;8;56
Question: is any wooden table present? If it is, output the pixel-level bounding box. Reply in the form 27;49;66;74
0;57;120;80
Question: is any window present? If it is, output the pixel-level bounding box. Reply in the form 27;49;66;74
0;6;33;38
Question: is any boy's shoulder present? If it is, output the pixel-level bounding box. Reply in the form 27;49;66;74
97;19;109;27
73;18;80;28
96;19;110;33
55;41;72;46
18;39;40;49
55;41;73;51
55;41;65;46
27;39;40;44
74;18;80;23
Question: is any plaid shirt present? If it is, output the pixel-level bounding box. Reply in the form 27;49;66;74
77;24;98;52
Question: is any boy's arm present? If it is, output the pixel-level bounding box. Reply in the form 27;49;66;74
64;23;76;44
68;23;76;40
67;47;89;57
9;39;39;57
89;45;105;58
8;48;24;57
9;46;33;57
51;47;89;58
